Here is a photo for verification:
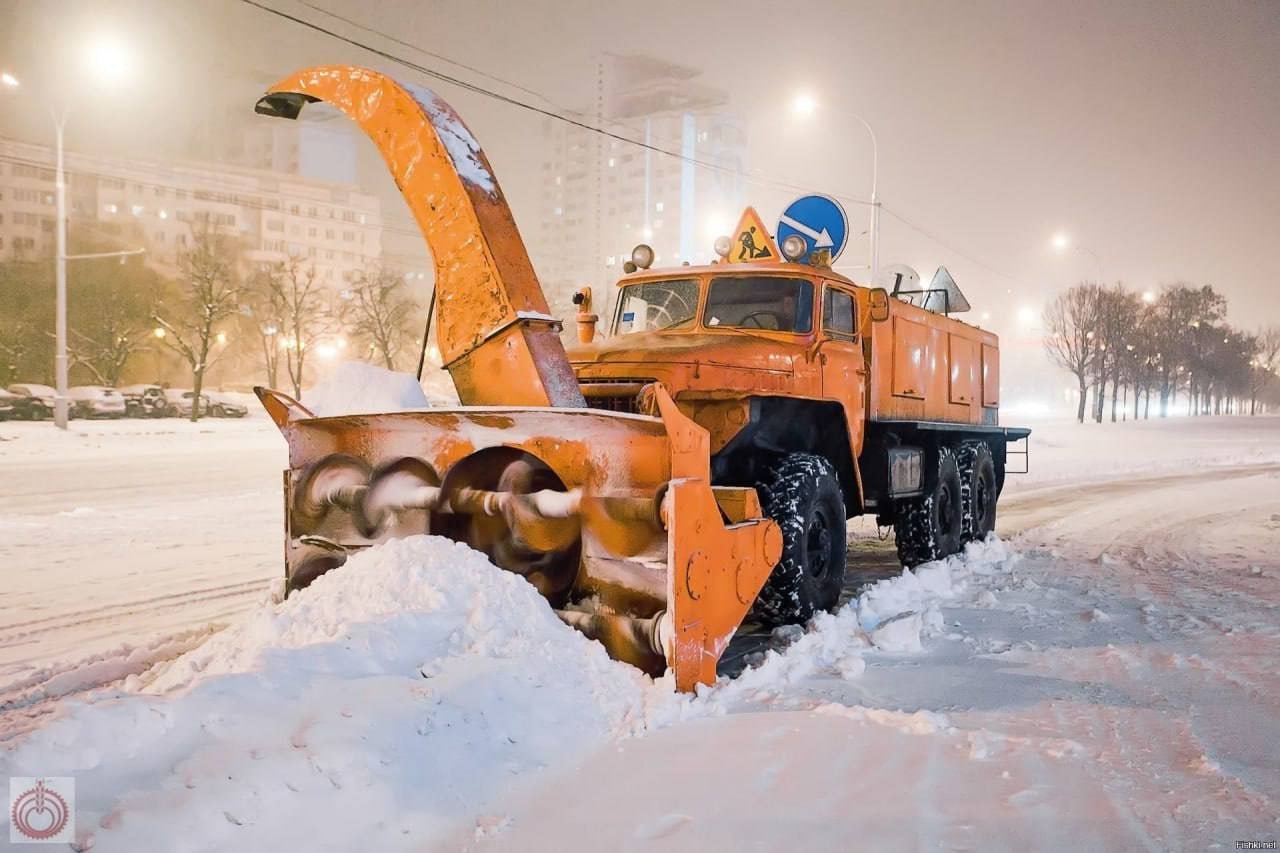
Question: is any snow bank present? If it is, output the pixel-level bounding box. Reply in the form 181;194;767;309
1;536;684;852
0;530;1020;849
1006;414;1280;490
301;361;430;418
709;537;1018;706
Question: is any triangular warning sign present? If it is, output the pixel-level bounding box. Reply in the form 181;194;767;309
725;206;780;263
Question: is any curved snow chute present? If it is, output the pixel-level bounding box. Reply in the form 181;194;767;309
255;65;583;408
252;66;783;692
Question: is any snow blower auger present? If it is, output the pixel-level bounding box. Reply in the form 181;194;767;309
252;66;782;691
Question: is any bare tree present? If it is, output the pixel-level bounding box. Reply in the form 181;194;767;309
153;218;242;421
1249;327;1280;415
1093;285;1140;422
65;254;165;387
349;266;418;370
1043;284;1101;423
247;255;346;399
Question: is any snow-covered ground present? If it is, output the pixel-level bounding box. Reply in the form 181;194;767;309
2;413;1278;850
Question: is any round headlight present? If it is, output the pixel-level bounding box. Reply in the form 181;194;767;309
631;244;655;270
713;235;732;258
781;234;807;261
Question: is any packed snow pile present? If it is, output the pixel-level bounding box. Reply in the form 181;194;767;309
0;529;1019;849
709;536;1018;707
301;361;431;417
1;536;685;852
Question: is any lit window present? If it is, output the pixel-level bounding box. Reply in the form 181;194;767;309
554;206;563;216
158;209;168;220
104;203;118;214
607;158;616;168
655;201;664;213
131;204;144;216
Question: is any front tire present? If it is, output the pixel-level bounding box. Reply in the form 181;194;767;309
752;453;847;626
894;446;964;567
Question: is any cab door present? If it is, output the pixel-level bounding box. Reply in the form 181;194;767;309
818;282;866;454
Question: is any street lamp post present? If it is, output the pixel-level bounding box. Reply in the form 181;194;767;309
4;39;136;429
792;93;880;282
53;111;69;428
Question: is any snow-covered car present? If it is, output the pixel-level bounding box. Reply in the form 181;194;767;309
118;384;172;418
68;386;127;419
0;388;18;420
163;388;213;418
205;392;248;418
5;383;60;420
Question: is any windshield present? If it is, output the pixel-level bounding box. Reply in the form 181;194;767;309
703;276;814;332
614;279;700;334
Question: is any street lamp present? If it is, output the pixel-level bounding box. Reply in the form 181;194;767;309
790;92;880;281
3;36;139;430
1050;232;1103;283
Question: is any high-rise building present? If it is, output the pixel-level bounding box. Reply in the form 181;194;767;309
532;55;747;315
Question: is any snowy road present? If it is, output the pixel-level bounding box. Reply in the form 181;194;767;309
1;416;1278;849
469;461;1280;850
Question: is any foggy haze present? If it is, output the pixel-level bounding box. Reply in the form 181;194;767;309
2;0;1277;404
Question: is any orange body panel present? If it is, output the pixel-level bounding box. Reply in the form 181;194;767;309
867;297;999;424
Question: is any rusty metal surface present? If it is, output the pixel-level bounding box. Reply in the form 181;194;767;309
258;66;582;408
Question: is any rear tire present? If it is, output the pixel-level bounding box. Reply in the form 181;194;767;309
956;440;997;543
894;446;964;567
752;453;847;626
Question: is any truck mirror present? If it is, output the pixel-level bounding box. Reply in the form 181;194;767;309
869;288;891;322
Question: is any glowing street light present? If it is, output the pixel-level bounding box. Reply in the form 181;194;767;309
153;327;166;339
791;91;817;118
84;35;135;86
1;71;18;88
1049;232;1103;282
1141;290;1156;304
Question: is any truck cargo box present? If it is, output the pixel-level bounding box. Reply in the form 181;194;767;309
866;295;1000;427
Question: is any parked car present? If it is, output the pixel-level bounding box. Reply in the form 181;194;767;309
163;388;212;418
205;392;248;418
5;383;60;420
68;386;127;419
118;384;172;418
0;388;18;420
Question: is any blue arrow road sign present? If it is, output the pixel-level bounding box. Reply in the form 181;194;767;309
776;194;850;262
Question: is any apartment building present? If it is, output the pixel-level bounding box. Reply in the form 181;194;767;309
0;136;382;287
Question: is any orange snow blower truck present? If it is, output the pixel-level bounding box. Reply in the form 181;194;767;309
253;66;1029;691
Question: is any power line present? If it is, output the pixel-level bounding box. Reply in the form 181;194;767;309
880;206;1037;290
237;0;874;210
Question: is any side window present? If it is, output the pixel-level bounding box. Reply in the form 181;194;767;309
822;287;856;338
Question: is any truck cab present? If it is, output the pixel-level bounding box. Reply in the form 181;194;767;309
566;261;873;514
